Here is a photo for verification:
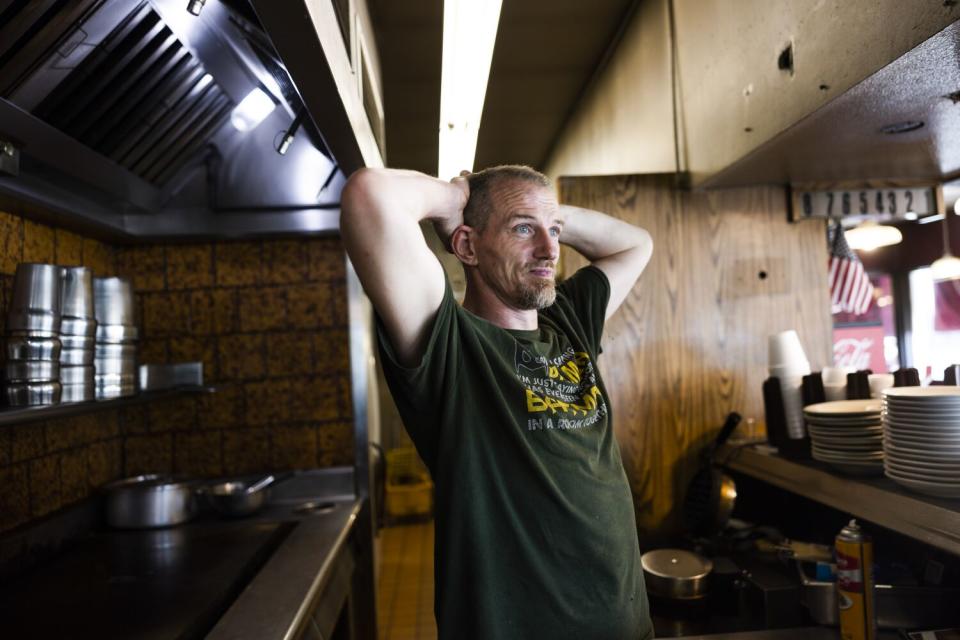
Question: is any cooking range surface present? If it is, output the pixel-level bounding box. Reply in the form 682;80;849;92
0;520;293;639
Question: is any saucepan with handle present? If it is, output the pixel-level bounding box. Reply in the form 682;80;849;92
200;474;276;517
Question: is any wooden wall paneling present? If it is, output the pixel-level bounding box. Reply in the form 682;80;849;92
558;174;832;543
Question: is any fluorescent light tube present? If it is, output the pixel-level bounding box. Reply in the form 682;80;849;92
438;0;503;180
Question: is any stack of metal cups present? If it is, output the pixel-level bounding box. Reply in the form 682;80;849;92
59;267;96;402
5;263;62;405
93;277;137;399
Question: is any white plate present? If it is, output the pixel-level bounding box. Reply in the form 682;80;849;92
804;399;882;416
883;432;960;448
885;461;960;481
884;443;960;462
809;433;884;445
884;453;960;470
884;472;960;498
803;415;883;429
812;447;884;461
883;387;960;400
884;419;960;433
888;418;960;429
807;426;883;440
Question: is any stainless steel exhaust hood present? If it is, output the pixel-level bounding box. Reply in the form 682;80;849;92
0;0;359;240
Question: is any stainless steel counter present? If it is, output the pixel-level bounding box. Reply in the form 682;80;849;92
0;469;364;640
208;498;361;640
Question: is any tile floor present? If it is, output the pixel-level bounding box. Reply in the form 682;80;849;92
377;521;437;640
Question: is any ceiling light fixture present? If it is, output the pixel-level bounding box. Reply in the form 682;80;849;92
230;87;275;132
186;0;206;16
437;0;504;181
931;201;960;282
844;220;903;252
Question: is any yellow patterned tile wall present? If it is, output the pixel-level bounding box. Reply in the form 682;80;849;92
0;209;355;535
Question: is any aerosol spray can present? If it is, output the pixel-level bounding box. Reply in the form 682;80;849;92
835;519;875;640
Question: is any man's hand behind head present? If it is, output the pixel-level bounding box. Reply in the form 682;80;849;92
433;170;471;253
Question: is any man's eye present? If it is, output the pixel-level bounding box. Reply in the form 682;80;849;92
515;224;531;234
549;227;561;237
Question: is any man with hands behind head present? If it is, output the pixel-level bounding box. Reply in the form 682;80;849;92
340;164;654;639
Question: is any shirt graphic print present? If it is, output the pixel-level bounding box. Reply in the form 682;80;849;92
515;343;609;432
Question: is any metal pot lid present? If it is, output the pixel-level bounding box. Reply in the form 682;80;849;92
103;474;192;491
641;549;713;581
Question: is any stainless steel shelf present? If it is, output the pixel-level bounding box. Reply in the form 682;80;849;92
718;442;960;557
0;386;215;427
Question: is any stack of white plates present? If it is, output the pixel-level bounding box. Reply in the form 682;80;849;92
804;399;884;476
882;387;960;498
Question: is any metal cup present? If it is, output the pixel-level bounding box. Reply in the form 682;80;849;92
5;360;60;382
7;263;64;336
61;266;95;321
60;317;97;338
60;347;95;366
6;381;61;406
6;336;61;361
62;384;95;403
93;277;135;327
60;365;95;385
95;343;137;360
95;324;139;344
60;334;95;351
94;356;137;376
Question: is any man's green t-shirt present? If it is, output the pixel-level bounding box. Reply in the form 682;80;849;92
377;266;652;639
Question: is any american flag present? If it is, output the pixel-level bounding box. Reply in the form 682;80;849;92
828;221;874;315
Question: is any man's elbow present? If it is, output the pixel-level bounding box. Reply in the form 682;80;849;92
341;168;379;219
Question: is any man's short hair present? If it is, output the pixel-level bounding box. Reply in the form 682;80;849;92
464;165;551;231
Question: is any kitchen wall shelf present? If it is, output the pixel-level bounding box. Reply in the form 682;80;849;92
718;442;960;557
0;386;215;427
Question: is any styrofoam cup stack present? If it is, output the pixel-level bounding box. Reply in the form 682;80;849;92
769;330;811;439
93;277;138;399
59;267;96;403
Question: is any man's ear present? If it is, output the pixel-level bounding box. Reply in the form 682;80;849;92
451;226;478;266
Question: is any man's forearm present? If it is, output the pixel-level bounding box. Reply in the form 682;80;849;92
559;204;651;261
343;168;465;226
558;204;653;318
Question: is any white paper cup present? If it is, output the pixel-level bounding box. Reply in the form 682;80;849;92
824;383;847;402
769;330;810;370
868;373;894;399
822;366;853;385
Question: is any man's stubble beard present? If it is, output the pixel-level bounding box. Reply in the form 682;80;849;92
516;278;556;310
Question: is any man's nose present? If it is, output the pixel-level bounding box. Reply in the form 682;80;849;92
534;230;559;261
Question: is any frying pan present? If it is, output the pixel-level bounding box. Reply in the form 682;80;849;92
682;412;741;535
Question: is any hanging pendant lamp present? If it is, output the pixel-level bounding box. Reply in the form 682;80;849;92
932;201;960;282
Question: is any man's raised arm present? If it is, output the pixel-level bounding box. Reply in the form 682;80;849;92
340;168;468;366
559;204;653;319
